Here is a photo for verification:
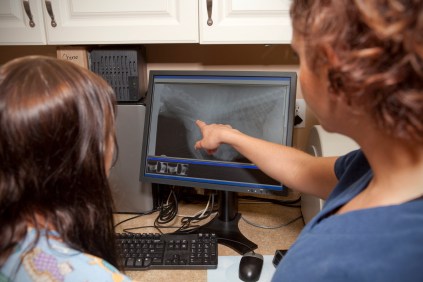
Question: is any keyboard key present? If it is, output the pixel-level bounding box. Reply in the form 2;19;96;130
126;257;134;267
135;258;143;267
144;257;152;267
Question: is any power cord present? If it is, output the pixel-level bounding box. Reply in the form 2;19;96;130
154;187;179;233
154;188;217;234
113;208;159;228
175;193;217;233
241;214;302;229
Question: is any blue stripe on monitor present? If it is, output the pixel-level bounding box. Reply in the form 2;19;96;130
147;156;258;169
145;173;283;191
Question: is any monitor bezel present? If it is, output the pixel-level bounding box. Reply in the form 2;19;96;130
139;70;297;194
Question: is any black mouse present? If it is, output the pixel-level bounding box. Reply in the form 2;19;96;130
239;252;264;282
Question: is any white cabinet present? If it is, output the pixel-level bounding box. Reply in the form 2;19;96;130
0;0;292;45
0;0;47;44
199;0;293;44
0;0;198;45
44;0;198;45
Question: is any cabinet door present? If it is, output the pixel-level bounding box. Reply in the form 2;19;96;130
0;0;47;45
44;0;199;45
199;0;292;44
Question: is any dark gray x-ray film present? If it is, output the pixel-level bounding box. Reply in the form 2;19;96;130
149;82;289;163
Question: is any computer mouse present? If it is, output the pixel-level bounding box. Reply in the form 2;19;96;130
239;252;264;282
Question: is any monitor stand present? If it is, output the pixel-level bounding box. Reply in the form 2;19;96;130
195;190;258;255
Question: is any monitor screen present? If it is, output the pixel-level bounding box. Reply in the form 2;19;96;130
140;70;297;195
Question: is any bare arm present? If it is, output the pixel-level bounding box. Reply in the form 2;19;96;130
194;120;338;199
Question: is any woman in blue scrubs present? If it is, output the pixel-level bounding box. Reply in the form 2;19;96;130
195;0;423;281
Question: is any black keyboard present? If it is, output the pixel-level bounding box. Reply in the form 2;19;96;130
115;232;218;270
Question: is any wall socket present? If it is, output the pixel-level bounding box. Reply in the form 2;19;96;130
294;99;306;128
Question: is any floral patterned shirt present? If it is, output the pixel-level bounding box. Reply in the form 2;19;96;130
1;227;132;282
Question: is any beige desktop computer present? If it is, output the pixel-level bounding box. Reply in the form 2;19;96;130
109;104;154;213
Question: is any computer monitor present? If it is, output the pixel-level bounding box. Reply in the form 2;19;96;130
140;70;297;254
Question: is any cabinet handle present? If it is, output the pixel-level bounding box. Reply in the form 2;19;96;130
44;0;57;27
206;0;213;26
23;0;35;27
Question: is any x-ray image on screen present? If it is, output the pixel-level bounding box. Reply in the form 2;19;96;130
141;71;296;193
150;82;289;163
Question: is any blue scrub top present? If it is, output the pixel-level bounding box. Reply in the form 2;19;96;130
272;150;423;282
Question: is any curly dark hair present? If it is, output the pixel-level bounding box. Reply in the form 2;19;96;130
291;0;423;142
0;56;119;269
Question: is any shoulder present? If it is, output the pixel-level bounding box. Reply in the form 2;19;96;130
326;149;372;202
1;228;133;282
334;149;369;180
60;252;132;282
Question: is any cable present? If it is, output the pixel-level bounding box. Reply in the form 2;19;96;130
115;187;179;234
116;189;217;234
113;208;159;228
154;188;179;233
176;193;213;218
175;193;217;233
122;225;176;233
241;214;302;229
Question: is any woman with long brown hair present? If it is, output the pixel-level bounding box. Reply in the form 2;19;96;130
0;56;132;281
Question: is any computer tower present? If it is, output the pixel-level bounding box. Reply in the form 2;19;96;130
109;104;154;213
301;125;359;223
88;47;147;102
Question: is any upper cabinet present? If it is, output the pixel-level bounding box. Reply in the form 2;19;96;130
44;0;198;45
0;0;198;45
200;0;292;44
0;0;292;45
0;0;47;44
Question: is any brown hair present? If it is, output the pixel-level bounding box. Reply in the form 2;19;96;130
291;0;423;142
0;56;119;268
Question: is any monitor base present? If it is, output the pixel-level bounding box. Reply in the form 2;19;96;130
191;191;257;255
196;212;257;255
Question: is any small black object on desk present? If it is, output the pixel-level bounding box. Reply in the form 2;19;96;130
272;249;288;268
239;251;264;282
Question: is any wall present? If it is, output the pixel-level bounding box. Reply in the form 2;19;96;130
0;44;318;150
0;46;57;62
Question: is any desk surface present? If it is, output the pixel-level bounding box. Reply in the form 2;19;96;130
114;196;304;282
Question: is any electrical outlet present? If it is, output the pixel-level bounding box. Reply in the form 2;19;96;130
294;99;306;128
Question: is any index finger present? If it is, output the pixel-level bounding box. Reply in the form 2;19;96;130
196;120;207;128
